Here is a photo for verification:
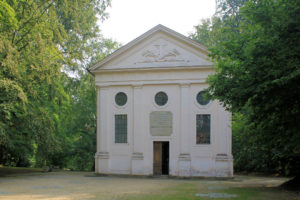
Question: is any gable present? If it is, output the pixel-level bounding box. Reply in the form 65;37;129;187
90;25;212;72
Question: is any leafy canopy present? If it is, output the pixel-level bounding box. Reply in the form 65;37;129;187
191;0;300;175
0;0;117;169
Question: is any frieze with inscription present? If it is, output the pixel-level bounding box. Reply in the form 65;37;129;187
150;111;173;136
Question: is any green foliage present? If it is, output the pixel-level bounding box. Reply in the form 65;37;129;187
55;73;97;171
0;0;18;32
232;109;281;173
189;19;212;47
0;0;118;170
191;0;300;175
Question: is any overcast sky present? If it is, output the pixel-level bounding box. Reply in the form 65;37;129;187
99;0;216;44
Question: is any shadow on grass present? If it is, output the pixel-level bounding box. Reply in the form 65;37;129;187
0;166;42;177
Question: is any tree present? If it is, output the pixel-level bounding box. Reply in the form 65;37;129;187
0;0;112;168
189;19;212;47
52;39;120;171
191;0;300;177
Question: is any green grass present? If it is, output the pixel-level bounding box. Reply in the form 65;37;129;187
116;181;298;200
119;182;199;200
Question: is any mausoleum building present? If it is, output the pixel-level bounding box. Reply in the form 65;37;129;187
90;25;233;177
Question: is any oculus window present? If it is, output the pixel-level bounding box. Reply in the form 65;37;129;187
115;115;127;143
196;114;210;144
197;91;210;105
115;92;127;106
155;92;168;106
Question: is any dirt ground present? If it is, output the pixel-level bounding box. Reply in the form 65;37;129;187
0;169;298;200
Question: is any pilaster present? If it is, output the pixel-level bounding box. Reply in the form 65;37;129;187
131;84;145;175
95;86;110;173
178;83;191;176
215;154;234;177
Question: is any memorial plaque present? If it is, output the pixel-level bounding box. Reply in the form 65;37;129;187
150;111;172;136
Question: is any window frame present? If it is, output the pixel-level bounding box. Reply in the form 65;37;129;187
196;114;211;145
196;91;210;106
114;114;128;144
154;91;168;107
115;92;128;107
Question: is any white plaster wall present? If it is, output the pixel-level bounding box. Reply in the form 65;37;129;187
95;76;233;177
108;86;133;174
142;85;181;176
190;84;218;176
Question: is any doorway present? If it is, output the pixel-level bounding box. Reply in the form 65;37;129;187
153;141;169;175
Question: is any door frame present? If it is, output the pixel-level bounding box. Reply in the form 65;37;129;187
153;141;169;175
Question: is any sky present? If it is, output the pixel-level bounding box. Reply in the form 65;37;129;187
99;0;216;44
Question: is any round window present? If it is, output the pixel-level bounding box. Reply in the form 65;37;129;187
155;92;168;106
197;91;210;105
115;92;127;106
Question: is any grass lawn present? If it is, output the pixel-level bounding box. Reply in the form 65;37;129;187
116;178;298;200
0;167;299;200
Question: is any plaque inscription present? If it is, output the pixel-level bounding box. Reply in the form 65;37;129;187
150;111;172;136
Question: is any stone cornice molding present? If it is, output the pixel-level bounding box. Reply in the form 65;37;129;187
178;153;191;161
95;79;206;88
96;85;109;90
92;65;214;74
131;152;144;160
132;84;143;89
179;82;191;88
95;152;109;159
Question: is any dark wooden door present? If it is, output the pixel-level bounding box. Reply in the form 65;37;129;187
153;142;162;175
153;142;169;175
161;142;169;175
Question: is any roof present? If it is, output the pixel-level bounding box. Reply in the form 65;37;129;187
90;24;209;73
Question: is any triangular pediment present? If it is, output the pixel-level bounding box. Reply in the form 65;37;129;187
90;25;212;72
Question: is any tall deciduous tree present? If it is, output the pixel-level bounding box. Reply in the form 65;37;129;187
191;0;300;176
0;0;112;168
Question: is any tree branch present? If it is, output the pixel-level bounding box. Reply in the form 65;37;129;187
16;1;52;33
14;2;54;47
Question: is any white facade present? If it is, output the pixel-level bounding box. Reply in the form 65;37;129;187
90;25;233;177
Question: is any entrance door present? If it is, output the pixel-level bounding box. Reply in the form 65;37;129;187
153;142;169;175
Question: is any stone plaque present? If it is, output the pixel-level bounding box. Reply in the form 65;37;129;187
150;111;172;136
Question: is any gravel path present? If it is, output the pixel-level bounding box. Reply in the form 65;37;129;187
0;171;293;200
0;171;179;200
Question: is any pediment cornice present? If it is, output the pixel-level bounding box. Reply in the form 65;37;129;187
90;24;210;73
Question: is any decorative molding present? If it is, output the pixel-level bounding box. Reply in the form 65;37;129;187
96;79;206;88
135;44;186;64
179;82;190;88
95;152;109;159
93;65;214;74
132;152;144;160
96;85;109;90
132;84;143;89
178;153;191;161
215;154;233;161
